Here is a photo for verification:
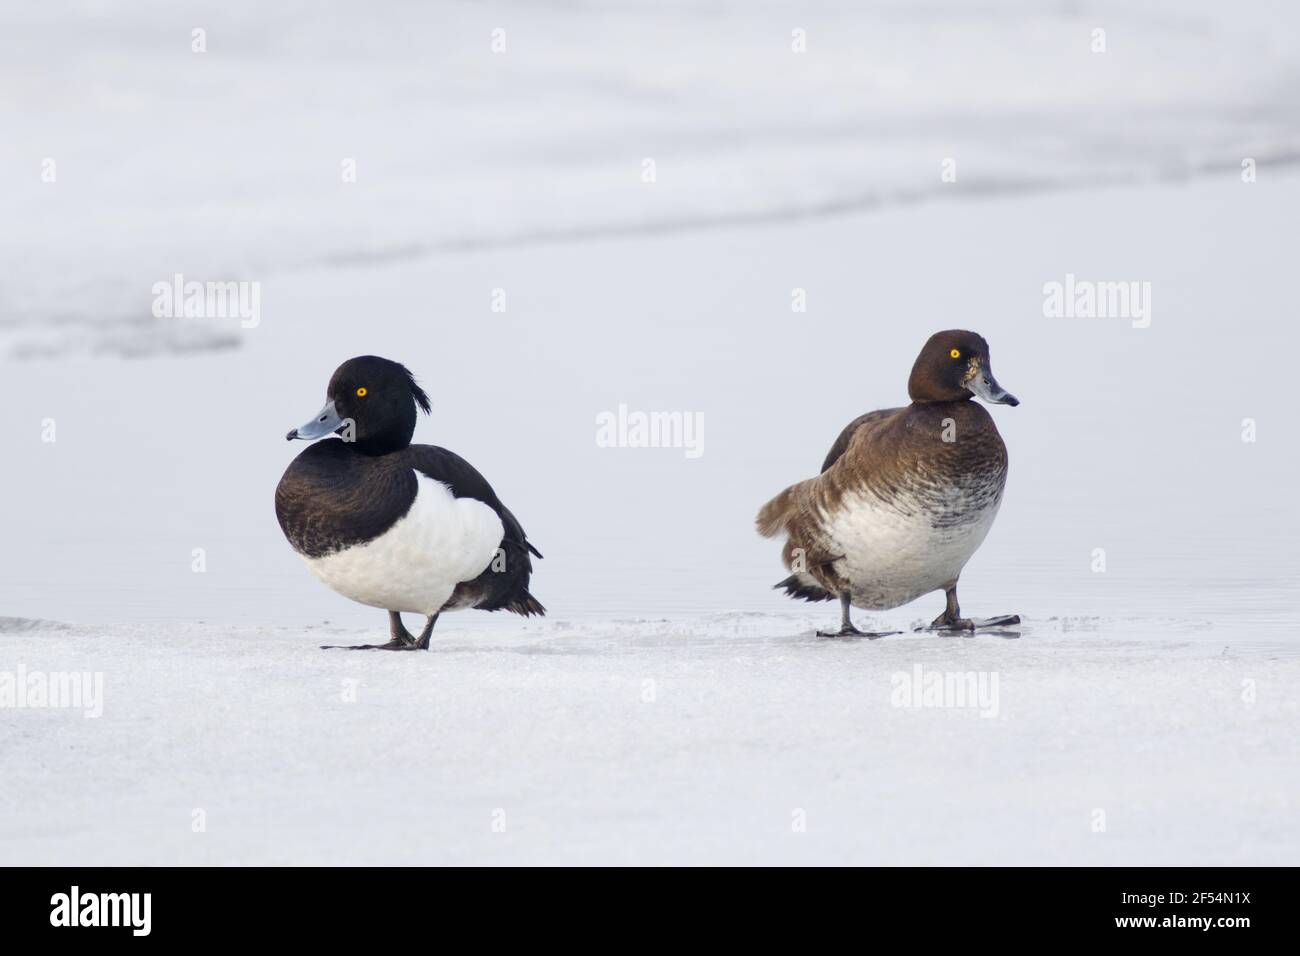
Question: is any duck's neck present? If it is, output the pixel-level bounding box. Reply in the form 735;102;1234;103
352;436;410;456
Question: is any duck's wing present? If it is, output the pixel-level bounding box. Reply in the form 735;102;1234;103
404;445;543;559
757;405;903;544
820;407;904;473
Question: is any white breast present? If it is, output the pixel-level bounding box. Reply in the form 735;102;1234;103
302;474;505;615
825;487;1001;610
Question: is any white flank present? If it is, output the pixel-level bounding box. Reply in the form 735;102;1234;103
302;474;504;614
825;488;1001;609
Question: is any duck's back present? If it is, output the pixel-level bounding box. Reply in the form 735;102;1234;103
841;401;1008;523
758;401;1008;609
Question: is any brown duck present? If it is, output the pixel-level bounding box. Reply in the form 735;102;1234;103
756;330;1020;636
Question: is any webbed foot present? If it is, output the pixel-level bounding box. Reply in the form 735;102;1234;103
321;636;418;651
321;610;437;651
917;612;1021;634
817;624;898;639
819;592;901;638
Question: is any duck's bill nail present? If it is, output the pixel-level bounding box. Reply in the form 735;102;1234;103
289;400;344;440
968;371;1019;406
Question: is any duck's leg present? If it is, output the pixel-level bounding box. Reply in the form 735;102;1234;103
817;593;898;639
351;613;441;650
923;584;1020;632
816;593;859;636
321;611;419;650
928;586;974;631
412;613;439;650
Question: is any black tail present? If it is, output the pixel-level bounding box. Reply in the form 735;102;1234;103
773;573;835;603
451;537;545;616
506;590;546;617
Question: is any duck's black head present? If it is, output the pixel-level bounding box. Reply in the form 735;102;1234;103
286;355;431;455
907;330;1019;406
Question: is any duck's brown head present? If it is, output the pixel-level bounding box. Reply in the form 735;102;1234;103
907;330;1019;406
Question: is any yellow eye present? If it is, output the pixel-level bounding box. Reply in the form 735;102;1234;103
950;349;961;359
356;387;368;397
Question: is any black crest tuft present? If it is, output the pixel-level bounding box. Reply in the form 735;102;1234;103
403;366;432;414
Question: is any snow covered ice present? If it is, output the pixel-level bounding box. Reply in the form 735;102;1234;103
3;611;1296;866
1;1;1298;865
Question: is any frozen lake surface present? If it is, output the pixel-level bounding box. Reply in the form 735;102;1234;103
3;611;1296;866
